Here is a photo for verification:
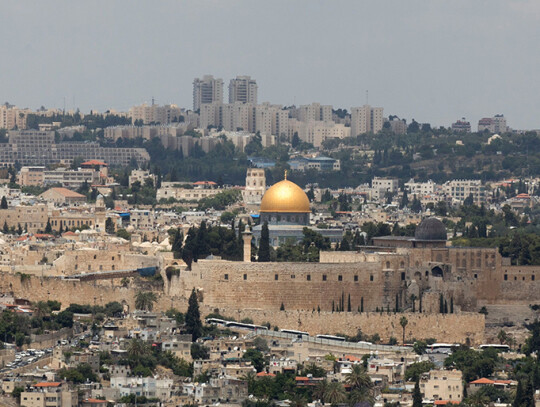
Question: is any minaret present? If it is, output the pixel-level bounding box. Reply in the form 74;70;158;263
242;226;252;262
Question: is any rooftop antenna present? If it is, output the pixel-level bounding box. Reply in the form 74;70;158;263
152;97;155;106
366;90;369;105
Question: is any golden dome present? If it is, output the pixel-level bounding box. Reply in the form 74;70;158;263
260;177;310;213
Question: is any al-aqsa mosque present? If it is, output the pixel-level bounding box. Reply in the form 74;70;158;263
252;172;343;246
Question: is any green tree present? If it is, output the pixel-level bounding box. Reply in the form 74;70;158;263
243;348;266;372
412;380;423;407
345;364;374;404
258;221;271;262
134;291;157;311
400;316;408;345
185;289;202;341
44;219;52;234
0;196;7;209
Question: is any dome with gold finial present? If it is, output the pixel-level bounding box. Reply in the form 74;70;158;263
259;172;310;214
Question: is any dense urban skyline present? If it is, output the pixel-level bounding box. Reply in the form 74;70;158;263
1;1;540;129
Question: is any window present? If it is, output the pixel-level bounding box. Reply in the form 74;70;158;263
401;272;405;281
370;275;374;282
243;274;247;280
504;274;508;281
275;274;279;280
385;261;390;269
224;274;228;280
291;274;295;279
338;275;342;281
474;274;478;279
533;275;535;281
307;275;311;281
322;275;327;281
354;275;358;282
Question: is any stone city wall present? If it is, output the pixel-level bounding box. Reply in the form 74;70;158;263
207;308;485;346
168;259;405;312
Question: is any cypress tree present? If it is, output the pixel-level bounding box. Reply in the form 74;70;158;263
439;294;444;314
45;219;52;234
3;221;8;234
258;221;271;262
0;196;7;209
450;297;454;314
413;380;422;407
444;300;448;314
361;297;364;312
332;301;335;313
347;294;351;312
185;289;202;341
513;379;524;407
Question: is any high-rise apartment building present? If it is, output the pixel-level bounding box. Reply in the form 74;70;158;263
229;76;258;104
193;75;224;111
129;104;182;125
297;103;333;123
350;105;384;136
0;105;28;129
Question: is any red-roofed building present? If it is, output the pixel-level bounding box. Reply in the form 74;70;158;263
469;378;515;393
81;160;108;167
256;372;276;378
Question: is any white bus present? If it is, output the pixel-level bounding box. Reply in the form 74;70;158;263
280;329;309;338
315;334;346;342
426;343;461;354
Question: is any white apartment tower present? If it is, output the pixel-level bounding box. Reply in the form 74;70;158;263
229;76;258;104
193;75;224;111
350;104;384;136
297;103;333;122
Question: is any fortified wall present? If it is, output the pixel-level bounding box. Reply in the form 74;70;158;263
216;308;485;346
0;270;485;344
169;258;406;312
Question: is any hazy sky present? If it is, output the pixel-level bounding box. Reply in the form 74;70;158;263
1;1;539;128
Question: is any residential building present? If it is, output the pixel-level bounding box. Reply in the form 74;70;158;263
110;375;174;399
129;103;183;125
478;114;508;133
388;116;407;135
212;130;275;152
297;103;333;122
468;378;515;394
20;382;77;407
228;76;257;104
405;179;436;197
0;104;28;129
129;169;156;187
371;177;399;201
18;166;46;186
350;104;384;136
39;187;87;205
289;119;350;147
193;75;224;111
443;179;486;205
255;103;288;138
157;182;223;202
451;118;471;133
288;156;340;171
1;131;149;167
419;369;463;403
161;334;193;362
